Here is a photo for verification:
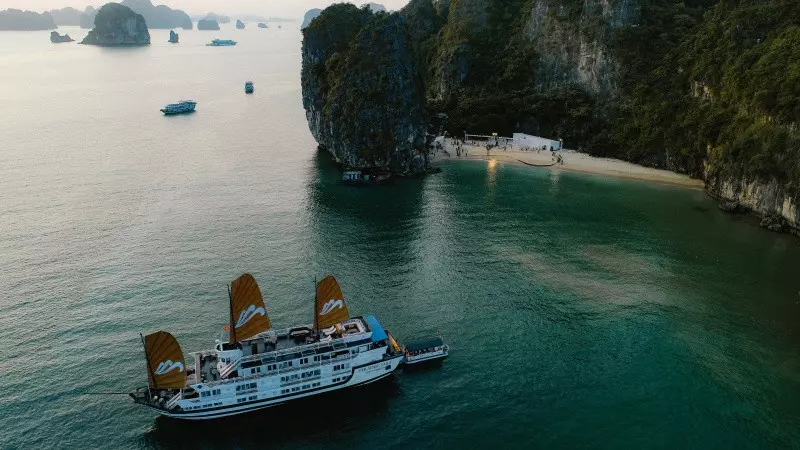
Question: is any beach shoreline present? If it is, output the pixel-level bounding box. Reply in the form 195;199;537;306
431;143;704;189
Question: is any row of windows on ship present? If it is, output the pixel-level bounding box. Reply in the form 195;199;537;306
237;346;369;376
185;378;343;411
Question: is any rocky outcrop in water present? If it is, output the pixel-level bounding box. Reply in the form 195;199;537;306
301;9;322;29
50;31;75;43
0;9;56;30
236;20;245;29
197;18;220;30
168;29;178;43
258;23;268;29
80;3;150;46
302;4;428;174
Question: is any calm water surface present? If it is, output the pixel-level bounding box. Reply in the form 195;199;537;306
1;25;799;449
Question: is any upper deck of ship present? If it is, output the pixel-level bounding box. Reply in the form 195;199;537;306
191;315;388;385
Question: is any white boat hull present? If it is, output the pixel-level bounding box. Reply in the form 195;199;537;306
151;355;403;420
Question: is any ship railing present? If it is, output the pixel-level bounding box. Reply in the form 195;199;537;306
235;333;365;367
195;353;355;388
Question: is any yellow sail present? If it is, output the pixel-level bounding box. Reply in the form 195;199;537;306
315;275;350;330
229;273;271;342
143;331;186;389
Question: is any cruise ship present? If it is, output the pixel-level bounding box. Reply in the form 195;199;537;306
160;100;196;115
130;274;405;420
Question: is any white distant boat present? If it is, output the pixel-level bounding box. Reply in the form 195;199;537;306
130;274;405;420
206;39;237;46
160;100;196;115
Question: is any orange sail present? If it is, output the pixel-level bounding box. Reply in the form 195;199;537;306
143;331;187;389
315;275;350;330
229;273;271;342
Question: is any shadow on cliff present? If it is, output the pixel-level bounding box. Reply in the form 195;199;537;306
141;376;402;449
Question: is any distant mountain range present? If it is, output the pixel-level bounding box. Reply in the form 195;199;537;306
0;9;56;30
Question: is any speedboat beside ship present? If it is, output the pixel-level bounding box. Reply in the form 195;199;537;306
207;39;237;46
160;100;196;115
130;274;405;420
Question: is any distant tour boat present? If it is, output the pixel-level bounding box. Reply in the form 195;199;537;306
207;39;237;47
161;100;196;115
245;81;254;94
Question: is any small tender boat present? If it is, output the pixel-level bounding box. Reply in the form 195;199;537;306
160;100;196;115
342;171;390;185
245;81;254;94
404;337;449;366
130;274;405;420
206;39;237;47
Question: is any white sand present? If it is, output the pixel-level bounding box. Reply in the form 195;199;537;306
433;141;704;189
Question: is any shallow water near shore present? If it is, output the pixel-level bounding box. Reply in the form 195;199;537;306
1;26;800;449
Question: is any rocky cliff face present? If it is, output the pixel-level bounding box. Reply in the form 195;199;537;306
302;4;428;173
81;3;150;46
707;177;800;234
197;19;220;30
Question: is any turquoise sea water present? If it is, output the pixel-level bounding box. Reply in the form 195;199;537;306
1;25;799;449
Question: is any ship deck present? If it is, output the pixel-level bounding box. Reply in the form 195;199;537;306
193;317;372;384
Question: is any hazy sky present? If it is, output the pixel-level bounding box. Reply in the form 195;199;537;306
1;0;412;17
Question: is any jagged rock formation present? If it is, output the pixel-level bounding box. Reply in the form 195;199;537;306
197;18;220;30
80;6;96;29
0;9;56;30
49;7;82;26
258;23;268;29
80;3;150;46
301;9;322;29
168;29;178;43
236;20;245;29
119;0;192;29
302;4;428;174
50;31;74;42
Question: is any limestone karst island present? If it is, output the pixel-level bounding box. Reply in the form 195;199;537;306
301;0;800;234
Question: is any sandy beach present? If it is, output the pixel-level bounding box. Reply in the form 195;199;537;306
432;141;704;189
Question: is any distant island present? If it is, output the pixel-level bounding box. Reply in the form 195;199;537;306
168;29;178;43
363;3;387;12
79;6;96;28
81;3;150;46
119;0;191;29
236;19;245;29
300;9;321;29
0;9;56;30
258;23;268;29
196;12;229;24
197;18;220;30
50;31;74;43
49;7;82;26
